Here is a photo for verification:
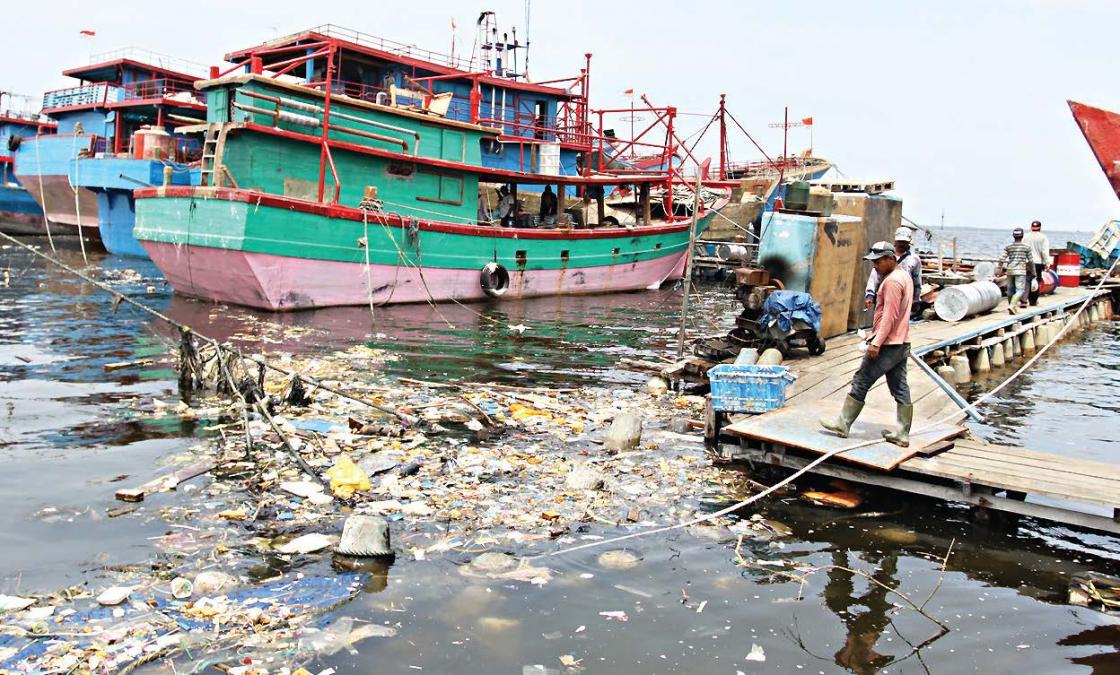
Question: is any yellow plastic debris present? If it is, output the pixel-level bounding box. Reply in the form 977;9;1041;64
326;455;371;499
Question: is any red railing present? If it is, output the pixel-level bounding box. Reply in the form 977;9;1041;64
118;78;202;104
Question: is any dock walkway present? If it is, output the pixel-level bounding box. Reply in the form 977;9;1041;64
717;286;1120;534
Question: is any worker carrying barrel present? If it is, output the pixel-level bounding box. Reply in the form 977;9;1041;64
821;241;914;447
1023;220;1050;306
865;226;922;319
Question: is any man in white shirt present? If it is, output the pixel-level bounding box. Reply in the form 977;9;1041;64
865;226;922;318
1023;220;1050;306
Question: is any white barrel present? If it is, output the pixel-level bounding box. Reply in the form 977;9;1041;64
934;281;1002;322
716;244;750;261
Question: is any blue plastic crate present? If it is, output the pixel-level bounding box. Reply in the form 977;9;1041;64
708;363;797;413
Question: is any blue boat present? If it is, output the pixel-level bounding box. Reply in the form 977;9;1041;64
13;49;207;255
0;98;56;235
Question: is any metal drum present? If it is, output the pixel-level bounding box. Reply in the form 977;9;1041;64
1055;251;1081;287
1038;268;1059;296
934;280;1002;322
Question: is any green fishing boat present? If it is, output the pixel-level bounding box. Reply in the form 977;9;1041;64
134;25;726;310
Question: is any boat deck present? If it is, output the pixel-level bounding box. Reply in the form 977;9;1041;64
717;286;1120;534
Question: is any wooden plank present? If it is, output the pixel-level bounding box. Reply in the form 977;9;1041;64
903;458;1120;507
730;447;1120;535
115;460;217;502
953;441;1120;480
908;452;1120;500
724;400;965;471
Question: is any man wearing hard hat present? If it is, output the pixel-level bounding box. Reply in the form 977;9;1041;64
864;226;923;319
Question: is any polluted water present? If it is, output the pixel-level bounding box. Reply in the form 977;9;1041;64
1;233;1119;673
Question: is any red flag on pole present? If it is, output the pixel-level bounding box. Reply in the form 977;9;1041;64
801;116;813;126
623;88;634;95
79;29;96;36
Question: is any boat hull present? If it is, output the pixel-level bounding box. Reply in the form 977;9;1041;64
135;188;713;310
1069;100;1120;199
0;183;46;235
13;135;102;240
74;158;199;258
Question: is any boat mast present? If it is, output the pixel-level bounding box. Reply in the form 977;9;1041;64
718;94;727;181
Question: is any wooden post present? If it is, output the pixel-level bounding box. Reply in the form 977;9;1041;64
640;182;651;225
596;188;606;225
952;237;959;272
556;184;566;227
676;172;704;357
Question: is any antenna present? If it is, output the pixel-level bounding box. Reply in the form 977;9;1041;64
524;0;532;79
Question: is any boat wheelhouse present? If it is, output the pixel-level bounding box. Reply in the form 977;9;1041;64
0;95;56;234
13;49;206;248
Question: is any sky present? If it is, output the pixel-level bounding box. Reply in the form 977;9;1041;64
5;0;1120;231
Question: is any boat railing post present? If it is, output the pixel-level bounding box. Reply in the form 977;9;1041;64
677;168;706;357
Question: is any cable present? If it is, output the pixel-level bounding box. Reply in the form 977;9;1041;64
0;231;415;424
32;132;57;252
542;254;1120;559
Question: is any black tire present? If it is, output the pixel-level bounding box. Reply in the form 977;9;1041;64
7;135;21;152
480;262;510;297
808;336;826;356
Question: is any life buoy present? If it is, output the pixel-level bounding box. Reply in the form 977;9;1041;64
480;262;509;297
7;135;21;152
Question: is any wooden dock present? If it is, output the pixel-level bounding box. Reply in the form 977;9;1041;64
715;286;1120;534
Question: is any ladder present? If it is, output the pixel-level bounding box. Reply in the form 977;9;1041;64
199;123;235;187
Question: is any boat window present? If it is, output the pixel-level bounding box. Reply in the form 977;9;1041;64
386;162;416;178
560;250;569;263
515;250;527;267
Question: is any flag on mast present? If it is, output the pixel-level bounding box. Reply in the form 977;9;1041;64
801;116;814;126
79;29;96;36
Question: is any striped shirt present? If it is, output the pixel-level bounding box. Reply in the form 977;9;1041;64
999;241;1032;276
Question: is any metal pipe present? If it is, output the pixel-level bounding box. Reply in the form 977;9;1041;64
933;280;1003;322
326;123;408;152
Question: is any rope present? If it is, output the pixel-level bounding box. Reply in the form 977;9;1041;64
0;231;415;425
362;211;376;319
67;134;88;265
543;256;1120;559
32;133;56;252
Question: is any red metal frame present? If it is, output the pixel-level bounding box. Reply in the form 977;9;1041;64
205;30;720;217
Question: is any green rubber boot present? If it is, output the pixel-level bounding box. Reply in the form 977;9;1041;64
882;404;914;447
820;395;864;438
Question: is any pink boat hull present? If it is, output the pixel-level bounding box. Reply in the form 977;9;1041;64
143;242;688;310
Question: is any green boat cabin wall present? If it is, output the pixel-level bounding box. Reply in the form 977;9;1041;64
204;79;494;224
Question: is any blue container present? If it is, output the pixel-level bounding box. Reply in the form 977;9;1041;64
708;363;797;413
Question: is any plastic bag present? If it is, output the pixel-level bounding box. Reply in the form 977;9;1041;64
326;455;371;499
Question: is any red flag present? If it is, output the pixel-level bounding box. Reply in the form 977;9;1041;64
79;29;96;36
801;116;813;126
623;88;634;95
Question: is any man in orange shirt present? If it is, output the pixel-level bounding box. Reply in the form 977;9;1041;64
820;241;915;447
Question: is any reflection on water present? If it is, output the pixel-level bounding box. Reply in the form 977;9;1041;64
2;236;1120;672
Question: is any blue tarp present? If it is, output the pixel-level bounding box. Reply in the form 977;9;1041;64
761;291;822;334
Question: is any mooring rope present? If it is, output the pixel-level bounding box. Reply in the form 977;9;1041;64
543;254;1120;559
32;134;57;253
67;134;88;265
0;231;414;424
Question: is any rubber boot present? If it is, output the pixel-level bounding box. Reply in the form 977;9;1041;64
820;395;864;438
882;404;914;448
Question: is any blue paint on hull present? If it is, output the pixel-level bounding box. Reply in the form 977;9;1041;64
0;181;43;216
71;157;199;258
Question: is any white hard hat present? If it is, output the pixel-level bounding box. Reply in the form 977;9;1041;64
894;226;912;243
